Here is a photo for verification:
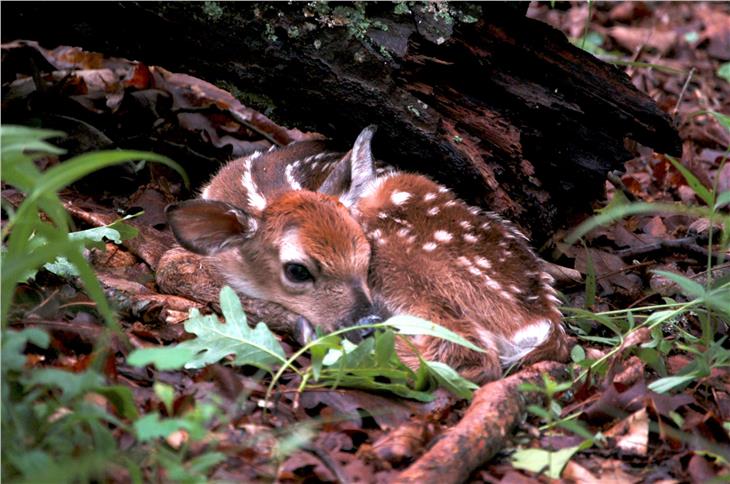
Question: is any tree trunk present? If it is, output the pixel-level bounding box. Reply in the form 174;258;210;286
1;2;681;243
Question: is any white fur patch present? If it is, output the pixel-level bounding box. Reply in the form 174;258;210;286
468;266;482;276
424;192;437;202
434;230;452;242
498;320;552;367
427;206;440;216
369;229;383;239
285;164;302;190
241;154;267;211
423;242;437;252
391;191;412;205
279;230;309;264
397;228;410;237
200;185;211;200
459;220;472;229
484;276;502;291
474;257;492;269
438;186;449;193
463;233;478;243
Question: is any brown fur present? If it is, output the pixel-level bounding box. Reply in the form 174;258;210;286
168;129;568;384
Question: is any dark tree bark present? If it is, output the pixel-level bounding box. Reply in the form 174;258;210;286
2;2;681;243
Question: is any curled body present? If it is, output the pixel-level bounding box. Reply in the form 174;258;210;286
167;127;568;383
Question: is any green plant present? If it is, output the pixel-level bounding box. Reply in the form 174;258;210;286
0;125;212;482
1;125;188;329
128;286;481;403
512;375;596;479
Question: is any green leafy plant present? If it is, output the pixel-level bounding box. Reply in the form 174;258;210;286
1;125;202;483
129;286;481;402
1;125;188;329
519;117;730;477
512;375;596;479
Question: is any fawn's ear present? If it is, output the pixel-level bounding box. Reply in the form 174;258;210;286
166;199;258;255
320;126;378;207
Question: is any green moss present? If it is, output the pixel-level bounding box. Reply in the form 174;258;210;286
216;81;277;115
202;1;224;21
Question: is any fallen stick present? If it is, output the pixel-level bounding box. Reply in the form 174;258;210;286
396;361;569;484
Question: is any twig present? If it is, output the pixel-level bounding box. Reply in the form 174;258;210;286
615;235;727;263
396;361;568;484
606;170;638;202
672;67;696;121
305;444;351;484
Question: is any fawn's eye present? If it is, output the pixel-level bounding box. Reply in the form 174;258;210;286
284;263;313;283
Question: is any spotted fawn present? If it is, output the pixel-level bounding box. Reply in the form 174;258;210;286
167;128;568;383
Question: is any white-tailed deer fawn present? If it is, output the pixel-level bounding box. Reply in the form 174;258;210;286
167;128;568;383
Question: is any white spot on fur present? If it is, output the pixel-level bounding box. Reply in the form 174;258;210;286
509;284;523;294
526;295;539;301
423;242;437;252
292;160;301;168
463;233;478;243
397;228;410;237
391;191;412;205
468;266;482;276
378;212;389;220
474;257;491;269
468;207;480;215
369;229;383;239
547;294;562;305
457;256;471;266
434;230;452;242
311;161;319;170
427;206;440;216
285;164;302;190
241;155;267;211
438;186;449;193
459;220;472;229
481;222;491;230
513;229;529;240
540;272;556;284
445;200;457;207
424;192;437;202
484;276;502;291
498;320;552;366
407;235;417;244
500;290;515;301
200;185;211;200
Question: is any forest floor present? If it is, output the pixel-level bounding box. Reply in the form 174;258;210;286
2;1;729;483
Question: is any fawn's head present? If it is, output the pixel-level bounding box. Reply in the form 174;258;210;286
166;128;381;334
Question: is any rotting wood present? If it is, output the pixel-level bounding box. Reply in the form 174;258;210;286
1;2;681;244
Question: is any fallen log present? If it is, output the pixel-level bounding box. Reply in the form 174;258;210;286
1;2;681;243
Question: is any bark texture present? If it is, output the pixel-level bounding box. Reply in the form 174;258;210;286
396;361;569;483
2;2;681;243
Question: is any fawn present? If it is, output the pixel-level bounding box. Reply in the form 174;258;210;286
166;128;568;383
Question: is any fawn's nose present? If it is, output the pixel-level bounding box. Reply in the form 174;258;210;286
344;314;382;343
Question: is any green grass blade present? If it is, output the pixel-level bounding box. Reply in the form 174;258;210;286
565;202;705;245
665;156;714;206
